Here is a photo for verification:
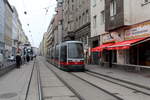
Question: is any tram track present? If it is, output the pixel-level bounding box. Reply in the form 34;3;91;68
25;60;36;100
45;60;123;100
72;71;150;100
36;61;44;100
86;70;150;93
35;58;82;100
45;62;85;100
70;73;124;100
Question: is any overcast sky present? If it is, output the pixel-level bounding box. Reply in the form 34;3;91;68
8;0;57;48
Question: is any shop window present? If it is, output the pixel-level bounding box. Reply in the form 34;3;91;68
112;50;117;63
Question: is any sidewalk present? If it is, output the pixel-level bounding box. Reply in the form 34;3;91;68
86;64;150;89
0;61;34;100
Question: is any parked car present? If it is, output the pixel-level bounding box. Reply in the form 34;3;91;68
7;55;15;62
0;53;4;67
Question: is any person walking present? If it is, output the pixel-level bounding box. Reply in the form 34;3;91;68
26;54;30;62
16;53;22;68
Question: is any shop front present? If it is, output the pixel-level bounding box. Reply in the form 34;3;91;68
89;36;100;65
91;33;118;66
107;21;150;66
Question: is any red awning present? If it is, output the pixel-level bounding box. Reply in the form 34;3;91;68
107;38;146;50
91;43;114;52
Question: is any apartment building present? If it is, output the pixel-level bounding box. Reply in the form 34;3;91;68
12;6;19;56
90;0;106;64
63;0;75;40
0;0;5;54
63;0;90;44
56;0;63;43
91;0;150;66
62;0;90;63
4;0;13;58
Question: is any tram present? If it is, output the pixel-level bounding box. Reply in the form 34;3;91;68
48;41;85;71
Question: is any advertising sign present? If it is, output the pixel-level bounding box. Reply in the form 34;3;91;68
102;32;122;43
102;33;115;43
125;21;150;40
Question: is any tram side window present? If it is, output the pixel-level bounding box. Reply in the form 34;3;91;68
56;46;59;61
60;45;67;62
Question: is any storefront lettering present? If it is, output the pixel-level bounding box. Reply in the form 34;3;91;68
125;22;150;40
102;33;115;43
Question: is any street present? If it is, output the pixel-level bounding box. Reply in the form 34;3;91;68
0;57;150;100
0;1;150;99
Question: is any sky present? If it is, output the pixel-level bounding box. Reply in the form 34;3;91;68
8;0;57;48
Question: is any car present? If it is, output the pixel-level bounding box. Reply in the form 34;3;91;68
7;55;15;62
0;53;4;67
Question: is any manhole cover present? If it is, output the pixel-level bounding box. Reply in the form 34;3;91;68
0;93;17;99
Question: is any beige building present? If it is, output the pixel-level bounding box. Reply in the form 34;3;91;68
91;0;150;66
91;0;105;47
62;0;91;63
43;32;48;57
63;0;90;45
4;0;13;58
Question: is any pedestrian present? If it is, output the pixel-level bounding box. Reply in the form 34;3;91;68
26;54;30;62
16;53;22;68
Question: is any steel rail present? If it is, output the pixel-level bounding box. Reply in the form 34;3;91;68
36;61;44;100
25;60;36;100
45;62;86;100
85;71;150;96
70;73;124;100
87;70;150;90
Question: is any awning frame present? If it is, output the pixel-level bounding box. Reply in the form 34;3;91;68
131;37;150;46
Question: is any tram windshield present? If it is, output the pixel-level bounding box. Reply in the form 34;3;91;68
68;43;84;58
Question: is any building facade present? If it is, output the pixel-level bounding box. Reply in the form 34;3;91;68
91;0;150;66
62;0;91;63
63;0;90;44
4;0;13;58
63;0;75;40
56;0;63;43
0;0;5;54
90;0;106;64
12;6;19;56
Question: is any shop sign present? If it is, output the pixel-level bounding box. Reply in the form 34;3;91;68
125;21;150;40
102;33;115;43
102;32;121;43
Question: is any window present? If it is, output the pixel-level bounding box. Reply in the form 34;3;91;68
93;15;97;28
100;10;105;24
82;13;85;24
93;0;96;7
68;43;84;58
86;10;89;22
79;16;81;26
110;0;117;17
72;5;74;11
60;45;67;62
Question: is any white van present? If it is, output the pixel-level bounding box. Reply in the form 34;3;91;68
0;53;4;67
